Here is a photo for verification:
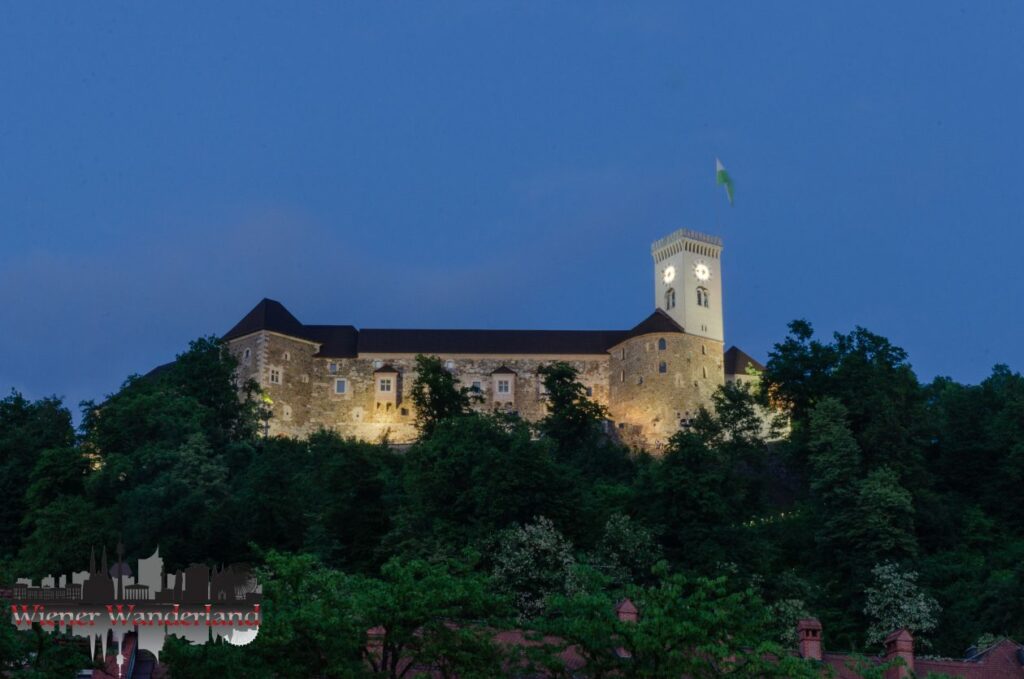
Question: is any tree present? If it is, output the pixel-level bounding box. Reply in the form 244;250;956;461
590;513;661;586
390;414;578;556
409;354;474;437
634;432;744;569
541;567;821;678
354;558;510;678
863;562;940;647
491;516;581;620
806;398;863;564
0;392;75;558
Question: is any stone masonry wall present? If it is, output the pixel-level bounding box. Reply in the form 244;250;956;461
607;332;724;450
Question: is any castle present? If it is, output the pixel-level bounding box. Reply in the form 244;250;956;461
224;228;765;448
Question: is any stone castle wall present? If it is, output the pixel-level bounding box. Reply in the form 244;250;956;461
232;331;612;443
607;332;724;449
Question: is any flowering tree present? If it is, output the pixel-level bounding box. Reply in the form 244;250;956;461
492;516;581;620
863;562;941;646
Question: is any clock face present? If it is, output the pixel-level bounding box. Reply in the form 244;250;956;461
694;262;711;281
662;266;676;284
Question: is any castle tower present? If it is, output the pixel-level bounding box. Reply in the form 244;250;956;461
651;229;724;343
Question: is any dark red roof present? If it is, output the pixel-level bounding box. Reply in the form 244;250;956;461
724;346;765;376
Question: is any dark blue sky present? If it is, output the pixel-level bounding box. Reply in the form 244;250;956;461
2;2;1022;414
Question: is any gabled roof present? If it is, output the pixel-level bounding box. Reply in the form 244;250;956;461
724;346;766;376
491;366;517;375
374;364;399;374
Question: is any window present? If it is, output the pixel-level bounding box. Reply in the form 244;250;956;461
585;386;593;397
702;366;708;379
701;344;707;355
620;370;625;383
283;351;291;362
444;360;455;371
243;348;251;365
696;287;710;308
637;375;644;385
497;379;511;394
659;361;667;374
334;378;347;394
665;288;676;310
471;381;482;393
269;368;281;384
329;362;338;375
373;360;384;369
379;378;393;392
400;407;409;416
658;338;667;351
620;348;625;360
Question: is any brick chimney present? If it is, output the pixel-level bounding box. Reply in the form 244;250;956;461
796;618;823;661
615;598;639;623
884;629;914;679
613;599;638;659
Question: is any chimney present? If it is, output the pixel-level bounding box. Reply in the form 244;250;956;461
796;618;823;661
613;599;638;659
615;598;638;623
884;629;914;679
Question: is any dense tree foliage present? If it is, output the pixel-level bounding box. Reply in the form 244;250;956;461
3;320;1024;676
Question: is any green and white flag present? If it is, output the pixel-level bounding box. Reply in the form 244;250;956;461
716;158;734;205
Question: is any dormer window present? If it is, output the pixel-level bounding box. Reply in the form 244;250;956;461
665;288;676;310
492;367;516;402
375;365;400;404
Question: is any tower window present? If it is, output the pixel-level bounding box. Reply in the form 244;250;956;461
659;361;667;374
658;338;667;351
665;288;676;310
696;287;710;308
701;344;707;355
585;386;593;397
243;348;251;365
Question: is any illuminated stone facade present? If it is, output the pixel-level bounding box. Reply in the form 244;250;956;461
224;229;763;449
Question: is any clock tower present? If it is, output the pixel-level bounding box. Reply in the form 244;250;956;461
651;228;724;342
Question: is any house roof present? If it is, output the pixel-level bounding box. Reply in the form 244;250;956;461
724;346;766;376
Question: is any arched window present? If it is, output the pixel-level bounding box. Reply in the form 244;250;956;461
665;288;676;310
659;361;667;374
696;287;710;308
658;338;667;351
